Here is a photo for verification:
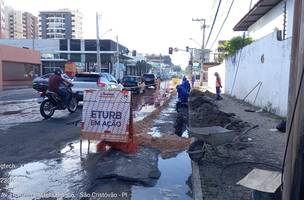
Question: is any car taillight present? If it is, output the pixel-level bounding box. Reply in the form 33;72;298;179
97;78;106;87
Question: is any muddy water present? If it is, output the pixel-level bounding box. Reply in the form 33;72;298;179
132;152;192;199
3;140;192;200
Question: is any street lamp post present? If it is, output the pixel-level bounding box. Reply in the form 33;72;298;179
115;35;119;78
96;12;101;72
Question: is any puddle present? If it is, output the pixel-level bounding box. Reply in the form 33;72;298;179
4;141;95;200
2;140;192;200
132;151;192;200
147;127;161;137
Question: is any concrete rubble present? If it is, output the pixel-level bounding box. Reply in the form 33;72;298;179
86;147;161;187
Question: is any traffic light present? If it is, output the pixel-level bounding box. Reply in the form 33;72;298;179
189;60;193;65
186;46;189;52
169;47;173;54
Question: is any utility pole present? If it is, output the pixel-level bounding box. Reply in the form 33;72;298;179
116;35;119;78
192;18;208;86
96;12;101;73
282;0;304;199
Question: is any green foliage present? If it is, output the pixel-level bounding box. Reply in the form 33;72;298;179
218;36;253;57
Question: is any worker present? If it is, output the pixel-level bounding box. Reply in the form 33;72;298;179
214;72;223;100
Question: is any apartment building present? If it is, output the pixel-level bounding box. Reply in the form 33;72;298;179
39;9;83;39
4;6;38;39
0;0;5;38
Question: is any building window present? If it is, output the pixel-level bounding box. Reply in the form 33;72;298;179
70;53;81;62
85;40;97;51
70;39;81;51
85;54;97;62
60;39;68;51
60;53;68;59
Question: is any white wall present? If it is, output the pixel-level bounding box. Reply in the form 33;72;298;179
208;63;225;94
248;0;294;40
225;32;291;116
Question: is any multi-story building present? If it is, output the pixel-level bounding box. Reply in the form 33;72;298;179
0;0;5;38
39;9;83;39
4;6;38;39
0;39;129;75
22;12;38;39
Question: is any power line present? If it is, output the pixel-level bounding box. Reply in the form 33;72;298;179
205;0;222;47
210;0;235;49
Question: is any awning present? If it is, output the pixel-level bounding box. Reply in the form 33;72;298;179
233;0;282;31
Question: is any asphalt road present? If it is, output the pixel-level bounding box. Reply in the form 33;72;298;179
0;88;38;102
0;87;158;165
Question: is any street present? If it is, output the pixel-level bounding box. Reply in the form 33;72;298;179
0;85;194;200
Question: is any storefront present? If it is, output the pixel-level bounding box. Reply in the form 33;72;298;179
0;44;41;90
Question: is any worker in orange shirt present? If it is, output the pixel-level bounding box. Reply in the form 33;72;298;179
214;72;223;100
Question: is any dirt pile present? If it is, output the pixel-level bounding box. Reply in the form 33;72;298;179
189;89;249;131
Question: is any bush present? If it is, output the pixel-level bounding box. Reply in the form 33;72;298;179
218;36;253;57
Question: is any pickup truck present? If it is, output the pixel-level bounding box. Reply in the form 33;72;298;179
72;73;123;101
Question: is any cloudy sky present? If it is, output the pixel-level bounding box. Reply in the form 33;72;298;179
5;0;256;67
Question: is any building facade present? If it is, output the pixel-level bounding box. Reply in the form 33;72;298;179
39;9;83;39
4;6;38;39
0;44;41;90
234;0;294;40
23;12;38;39
0;39;129;75
0;0;5;38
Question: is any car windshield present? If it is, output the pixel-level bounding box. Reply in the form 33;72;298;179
73;74;99;82
143;74;155;78
123;76;138;82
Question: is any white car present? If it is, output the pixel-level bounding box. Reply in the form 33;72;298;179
72;72;123;101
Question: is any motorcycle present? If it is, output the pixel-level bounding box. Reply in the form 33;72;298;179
39;83;78;119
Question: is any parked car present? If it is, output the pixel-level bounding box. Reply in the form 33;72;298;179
121;75;145;94
32;73;72;92
143;73;156;88
72;72;123;101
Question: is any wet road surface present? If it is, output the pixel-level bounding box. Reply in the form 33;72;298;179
0;85;193;200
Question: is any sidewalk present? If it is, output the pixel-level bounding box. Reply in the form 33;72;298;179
189;91;286;200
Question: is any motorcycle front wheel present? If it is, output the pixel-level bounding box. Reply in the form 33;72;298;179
40;99;55;119
68;96;78;113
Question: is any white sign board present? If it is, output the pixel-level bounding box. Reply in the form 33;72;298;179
81;90;131;142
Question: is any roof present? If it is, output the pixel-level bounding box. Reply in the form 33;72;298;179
233;0;282;31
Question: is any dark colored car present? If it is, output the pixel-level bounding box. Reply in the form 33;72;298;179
33;73;72;92
143;73;156;88
121;75;145;94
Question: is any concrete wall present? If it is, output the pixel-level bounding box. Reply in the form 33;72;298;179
224;32;291;116
207;63;225;94
248;0;294;39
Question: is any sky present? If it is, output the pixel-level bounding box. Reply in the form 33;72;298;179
5;0;257;68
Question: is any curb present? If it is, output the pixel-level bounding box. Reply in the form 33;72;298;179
192;159;204;200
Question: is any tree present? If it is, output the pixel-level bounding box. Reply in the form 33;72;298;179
218;36;253;57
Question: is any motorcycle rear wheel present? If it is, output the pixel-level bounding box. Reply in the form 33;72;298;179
40;99;55;119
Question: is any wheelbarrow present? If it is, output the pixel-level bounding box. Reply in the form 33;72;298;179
186;126;238;162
